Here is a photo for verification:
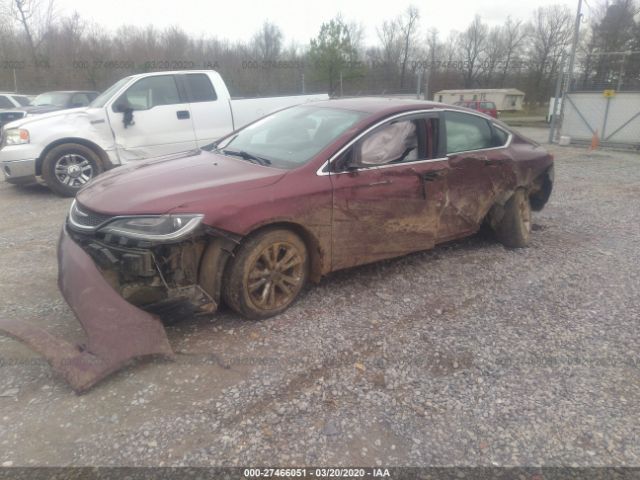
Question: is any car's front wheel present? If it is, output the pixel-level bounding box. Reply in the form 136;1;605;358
223;228;309;319
493;188;531;248
42;143;103;197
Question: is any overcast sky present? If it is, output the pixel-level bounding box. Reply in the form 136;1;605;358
55;0;581;45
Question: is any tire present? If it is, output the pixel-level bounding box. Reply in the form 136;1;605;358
223;228;309;320
42;143;103;197
493;188;531;248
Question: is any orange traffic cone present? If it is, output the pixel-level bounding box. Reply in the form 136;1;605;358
590;129;600;150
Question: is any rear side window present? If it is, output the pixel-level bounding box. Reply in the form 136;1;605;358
445;111;493;153
492;125;509;146
184;74;217;102
0;96;13;108
481;102;496;109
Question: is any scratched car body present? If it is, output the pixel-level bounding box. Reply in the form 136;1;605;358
0;98;554;392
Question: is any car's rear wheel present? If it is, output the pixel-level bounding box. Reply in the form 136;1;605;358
223;228;308;319
42;143;103;197
493;188;531;248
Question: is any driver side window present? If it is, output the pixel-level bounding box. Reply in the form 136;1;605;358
114;75;181;111
355;120;419;168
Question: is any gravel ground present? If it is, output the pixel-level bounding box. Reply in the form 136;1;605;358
0;127;639;467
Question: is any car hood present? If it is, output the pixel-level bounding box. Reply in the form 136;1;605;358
21;105;66;114
76;149;288;216
5;107;91;128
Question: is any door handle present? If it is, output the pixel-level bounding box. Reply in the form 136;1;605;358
176;110;190;120
367;180;392;187
422;169;447;181
410;168;447;200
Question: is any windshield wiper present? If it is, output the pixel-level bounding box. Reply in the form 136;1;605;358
221;149;271;166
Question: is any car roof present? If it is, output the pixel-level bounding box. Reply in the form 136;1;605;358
36;90;99;94
305;97;490;119
305;97;455;114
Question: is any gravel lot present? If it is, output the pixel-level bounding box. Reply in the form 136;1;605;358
0;127;639;467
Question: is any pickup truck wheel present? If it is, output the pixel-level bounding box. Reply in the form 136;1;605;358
42;143;103;197
223;229;308;320
493;188;531;248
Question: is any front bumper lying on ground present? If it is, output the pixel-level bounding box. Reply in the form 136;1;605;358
0;227;174;393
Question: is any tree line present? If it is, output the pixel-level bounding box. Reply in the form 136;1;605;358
0;0;639;105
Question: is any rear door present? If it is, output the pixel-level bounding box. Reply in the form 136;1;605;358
437;110;515;241
179;72;234;147
107;74;197;162
329;112;450;270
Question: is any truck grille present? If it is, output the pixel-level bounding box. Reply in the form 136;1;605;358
69;201;113;230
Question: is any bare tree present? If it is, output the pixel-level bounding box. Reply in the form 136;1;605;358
252;21;283;62
499;17;527;87
458;15;488;88
481;26;504;86
398;5;420;89
376;18;402;84
526;5;573;102
11;0;55;65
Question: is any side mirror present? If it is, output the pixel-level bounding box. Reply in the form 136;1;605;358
114;103;135;128
334;149;360;172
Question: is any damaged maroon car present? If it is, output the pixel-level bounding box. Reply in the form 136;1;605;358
0;98;553;392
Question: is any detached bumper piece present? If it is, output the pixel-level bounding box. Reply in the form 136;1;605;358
0;228;174;393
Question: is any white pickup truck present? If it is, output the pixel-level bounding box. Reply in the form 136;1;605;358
0;70;328;196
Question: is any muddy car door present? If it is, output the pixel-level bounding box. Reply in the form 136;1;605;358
438;110;515;241
329;112;450;270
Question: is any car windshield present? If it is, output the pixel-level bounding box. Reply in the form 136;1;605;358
12;95;31;106
33;92;72;107
213;105;366;169
90;77;132;108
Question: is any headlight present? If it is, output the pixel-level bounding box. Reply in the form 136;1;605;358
4;128;30;145
98;214;204;242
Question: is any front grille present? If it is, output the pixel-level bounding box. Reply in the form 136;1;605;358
69;201;113;230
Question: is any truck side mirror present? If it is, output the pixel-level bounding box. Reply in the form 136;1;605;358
114;103;135;128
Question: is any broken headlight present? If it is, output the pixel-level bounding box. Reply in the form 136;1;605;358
98;214;204;242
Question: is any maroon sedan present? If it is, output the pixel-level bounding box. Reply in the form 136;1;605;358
0;98;554;391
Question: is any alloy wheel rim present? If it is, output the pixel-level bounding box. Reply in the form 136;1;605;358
54;154;93;188
246;242;304;310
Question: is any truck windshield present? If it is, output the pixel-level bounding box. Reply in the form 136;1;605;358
90;77;132;108
214;106;366;169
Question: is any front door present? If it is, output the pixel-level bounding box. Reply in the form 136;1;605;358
108;74;197;162
330;114;449;271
